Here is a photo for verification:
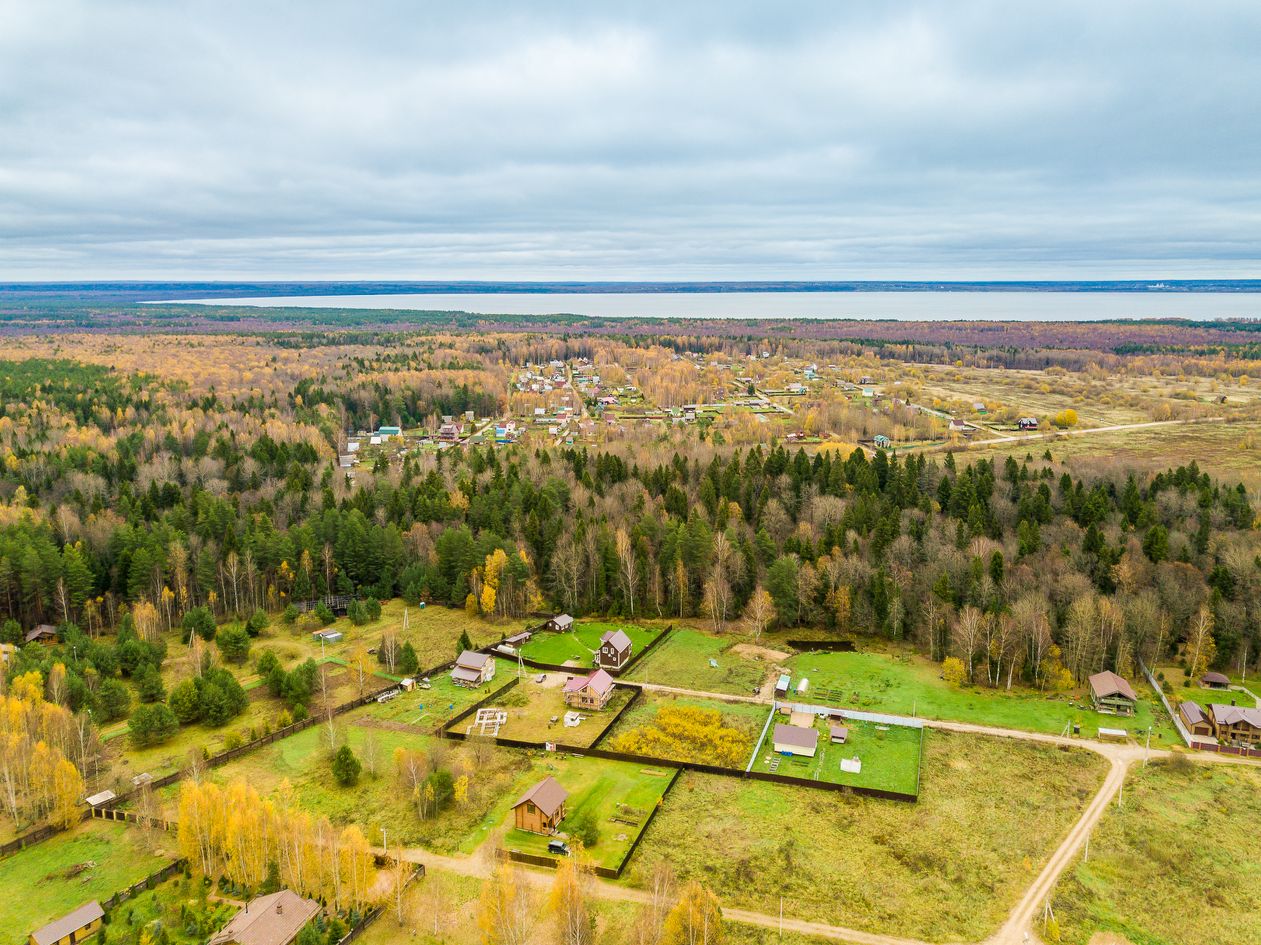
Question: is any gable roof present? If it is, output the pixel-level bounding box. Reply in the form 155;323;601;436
25;625;57;643
563;668;614;697
1201;671;1231;686
512;776;568;817
1088;671;1137;703
207;891;320;945
31;901;104;945
1210;703;1261;729
1179;701;1208;726
455;650;490;671
551;613;574;628
773;723;819;751
600;629;633;652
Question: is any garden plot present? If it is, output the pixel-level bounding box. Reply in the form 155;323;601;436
518;621;662;667
477;674;633;748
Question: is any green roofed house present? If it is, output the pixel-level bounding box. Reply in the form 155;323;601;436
1088;670;1138;716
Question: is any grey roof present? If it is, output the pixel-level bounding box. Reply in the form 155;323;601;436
773;724;819;751
600;629;633;652
1210;703;1261;729
25;625;57;643
513;775;569;817
455;650;491;670
31;902;104;945
1201;671;1231;686
551;613;574;628
1179;701;1208;726
207;891;320;945
451;666;482;684
1088;671;1137;703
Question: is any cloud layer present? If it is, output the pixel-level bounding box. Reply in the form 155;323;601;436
1;0;1259;279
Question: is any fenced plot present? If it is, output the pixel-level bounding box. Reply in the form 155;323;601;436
518;621;663;667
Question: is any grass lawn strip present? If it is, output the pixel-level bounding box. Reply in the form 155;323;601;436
0;819;171;943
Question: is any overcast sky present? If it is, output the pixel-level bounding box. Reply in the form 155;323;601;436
2;0;1259;280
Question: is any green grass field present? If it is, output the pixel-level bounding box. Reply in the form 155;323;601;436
363;657;516;728
631;730;1108;943
625;628;772;695
787;649;1180;743
1050;756;1261;945
519;621;661;666
0;819;172;943
483;754;676;871
750;714;922;795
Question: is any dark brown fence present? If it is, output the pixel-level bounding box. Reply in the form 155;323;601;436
588;683;644;749
786;639;856;652
487;623;676;679
0;810;89;858
100;859;185;910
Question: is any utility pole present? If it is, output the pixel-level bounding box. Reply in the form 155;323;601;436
1144;726;1152;766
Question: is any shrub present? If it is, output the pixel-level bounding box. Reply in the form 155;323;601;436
182;606;217;643
571;808;600;847
942;657;968;687
245;609;269;636
129;703;179;748
216;625;252;664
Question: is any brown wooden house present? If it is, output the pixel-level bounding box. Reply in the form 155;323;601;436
29;902;103;945
1088;671;1138;716
1209;704;1261;748
512;776;568;834
597;629;633;670
1179;701;1216;740
563;669;615;710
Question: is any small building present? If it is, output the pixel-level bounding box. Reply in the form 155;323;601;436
873;434;892;449
972;402;987;414
311;629;343;644
1209;703;1261;747
772;723;818;758
452;650;496;688
85;790;117;808
437;422;463;443
29;901;104;945
0;641;16;666
338;454;356;469
548;614;575;633
563;669;615;710
207;890;321;945
399;677;416;691
1179;701;1216;740
948;419;969;433
377;426;402;437
512;776;568;834
1201;671;1231;690
829;724;849;744
25;624;58;645
774;674;791;696
1088;671;1138;716
1017;417;1039;431
597;629;633;670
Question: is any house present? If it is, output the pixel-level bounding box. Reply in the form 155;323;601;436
1209;704;1261;748
338;454;356;469
25;624;58;644
1017;417;1039;430
437;422;463;443
512;776;568;834
772;723;818;758
207;890;321;945
1179;701;1216;740
452;651;496;688
972;402;987;414
1201;671;1231;690
948;419;970;434
563;669;615;710
1088;671;1138;716
597;629;633;670
829;724;849;744
547;614;575;633
29;901;104;945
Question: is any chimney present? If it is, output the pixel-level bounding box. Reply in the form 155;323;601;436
276;901;283;915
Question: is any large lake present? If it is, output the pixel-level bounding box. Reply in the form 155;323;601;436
174;290;1261;321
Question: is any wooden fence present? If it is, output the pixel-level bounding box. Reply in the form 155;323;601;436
99;859;185;910
786;639;856;652
483;623;676;679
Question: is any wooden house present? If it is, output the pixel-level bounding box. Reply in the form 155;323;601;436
451;650;495;688
1201;672;1231;690
207;890;320;945
29;902;103;945
1209;704;1261;748
597;629;633;670
512;776;568;834
24;625;58;645
547;614;575;633
563;669;615;710
1017;417;1039;430
772;723;818;758
1088;671;1138;716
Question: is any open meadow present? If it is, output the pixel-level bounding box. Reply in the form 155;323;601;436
625;627;775;695
630;729;1108;942
1050;756;1261;945
786;648;1181;744
0;820;172;943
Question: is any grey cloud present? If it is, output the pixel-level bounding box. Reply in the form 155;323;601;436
0;0;1259;279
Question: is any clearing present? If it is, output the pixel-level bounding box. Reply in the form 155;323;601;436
625;627;774;695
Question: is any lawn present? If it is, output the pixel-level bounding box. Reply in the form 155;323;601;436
1153;662;1261;715
363;657;517;730
0;819;172;943
159;707;531;853
1050;756;1261;945
473;753;676;871
518;621;662;667
630;730;1109;943
98;875;238;945
484;676;633;748
750;712;922;796
625;628;773;695
787;649;1180;743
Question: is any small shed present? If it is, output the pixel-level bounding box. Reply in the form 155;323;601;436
311;629;343;644
25;625;58;645
29;901;104;945
548;614;575;633
774;674;791;696
1201;672;1231;690
85;790;116;808
829;724;849;744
